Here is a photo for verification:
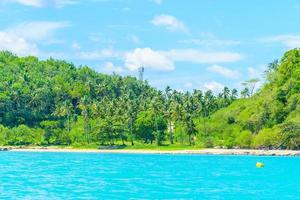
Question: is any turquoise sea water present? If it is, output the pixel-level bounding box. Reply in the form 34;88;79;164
0;152;299;199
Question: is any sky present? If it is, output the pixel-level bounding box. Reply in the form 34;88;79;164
1;0;300;92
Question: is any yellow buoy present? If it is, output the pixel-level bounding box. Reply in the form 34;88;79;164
256;162;265;168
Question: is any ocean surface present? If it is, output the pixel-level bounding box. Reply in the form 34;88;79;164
0;152;299;200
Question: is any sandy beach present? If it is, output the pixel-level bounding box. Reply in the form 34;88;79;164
3;147;300;156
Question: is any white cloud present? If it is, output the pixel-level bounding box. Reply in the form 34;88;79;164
54;0;78;8
40;49;121;61
126;34;140;44
71;42;81;50
123;48;242;72
102;62;125;74
246;65;267;90
151;14;187;33
88;34;115;45
203;81;224;93
164;49;243;63
130;35;140;44
77;49;120;60
151;0;162;4
125;48;174;71
184;82;193;88
41;51;69;59
0;32;38;56
88;35;101;42
0;21;68;57
12;0;43;7
248;67;258;79
207;64;240;79
179;38;240;46
6;0;79;8
6;21;69;42
247;65;266;79
178;33;240;46
261;35;300;49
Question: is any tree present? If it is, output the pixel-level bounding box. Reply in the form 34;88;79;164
54;100;73;134
183;93;196;145
241;87;250;98
149;94;167;145
40;121;62;145
193;90;216;137
164;86;174;144
230;89;238;101
235;131;252;148
279;122;300;149
171;91;185;144
265;59;279;78
127;97;138;145
242;78;260;97
78;95;92;143
12;48;300;150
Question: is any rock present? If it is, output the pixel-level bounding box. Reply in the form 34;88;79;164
0;148;9;151
99;145;126;150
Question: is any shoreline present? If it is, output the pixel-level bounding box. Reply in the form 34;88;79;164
3;147;300;156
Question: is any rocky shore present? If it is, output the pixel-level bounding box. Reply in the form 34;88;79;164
3;147;300;156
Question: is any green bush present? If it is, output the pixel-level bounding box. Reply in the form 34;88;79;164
5;125;44;145
203;137;214;148
252;127;280;149
235;130;253;148
40;121;67;145
0;125;8;145
227;116;236;124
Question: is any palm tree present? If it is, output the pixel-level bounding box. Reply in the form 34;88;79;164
164;86;174;144
242;78;260;97
127;97;138;146
241;87;250;98
171;91;185;144
54;100;73;133
78;95;91;143
184;93;197;145
230;89;238;101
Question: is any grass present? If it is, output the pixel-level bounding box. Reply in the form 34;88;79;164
2;142;205;151
1;141;203;151
70;141;204;151
123;143;203;150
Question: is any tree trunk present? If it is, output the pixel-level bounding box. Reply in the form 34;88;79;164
121;135;125;145
203;118;207;137
67;115;70;133
203;107;208;137
169;119;173;144
130;118;134;146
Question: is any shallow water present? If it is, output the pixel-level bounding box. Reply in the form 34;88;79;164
0;152;299;199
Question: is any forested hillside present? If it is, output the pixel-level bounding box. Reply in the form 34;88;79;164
206;49;300;149
0;51;236;147
1;49;300;149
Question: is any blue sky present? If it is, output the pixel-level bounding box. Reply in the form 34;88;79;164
1;0;300;92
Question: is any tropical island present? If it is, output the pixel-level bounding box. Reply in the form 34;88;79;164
0;49;300;152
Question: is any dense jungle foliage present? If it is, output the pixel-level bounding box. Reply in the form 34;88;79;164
1;49;300;149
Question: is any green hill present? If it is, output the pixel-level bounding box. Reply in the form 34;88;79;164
203;49;300;149
0;49;299;150
0;51;234;147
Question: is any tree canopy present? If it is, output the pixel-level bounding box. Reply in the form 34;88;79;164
1;49;300;149
205;48;300;149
